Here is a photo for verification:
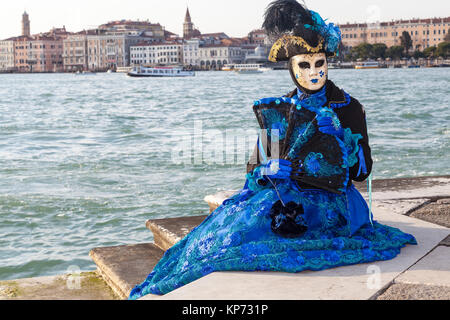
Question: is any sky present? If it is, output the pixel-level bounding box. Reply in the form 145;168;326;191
1;0;449;40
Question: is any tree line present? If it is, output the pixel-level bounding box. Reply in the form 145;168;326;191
342;30;450;61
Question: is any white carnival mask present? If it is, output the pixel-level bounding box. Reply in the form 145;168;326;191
290;53;328;92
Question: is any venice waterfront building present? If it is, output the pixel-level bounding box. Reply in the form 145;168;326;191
0;39;15;71
13;31;66;73
198;43;245;69
130;42;183;66
339;16;450;51
63;21;165;72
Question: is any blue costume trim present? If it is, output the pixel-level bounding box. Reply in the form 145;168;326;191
356;145;368;177
304;10;342;56
329;91;352;109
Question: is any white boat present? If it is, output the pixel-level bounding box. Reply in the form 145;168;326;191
127;66;195;77
355;61;380;69
233;64;268;74
116;67;132;73
222;64;235;71
75;70;96;75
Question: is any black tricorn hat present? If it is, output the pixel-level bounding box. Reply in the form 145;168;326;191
263;0;334;62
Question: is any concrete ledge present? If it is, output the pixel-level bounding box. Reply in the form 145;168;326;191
395;246;450;287
89;243;164;299
146;215;208;251
0;272;118;300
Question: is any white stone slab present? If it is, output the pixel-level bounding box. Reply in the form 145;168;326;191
141;205;449;300
368;178;450;201
395;246;450;287
371;199;429;215
204;190;238;207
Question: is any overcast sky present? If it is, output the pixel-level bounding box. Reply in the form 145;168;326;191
1;0;449;39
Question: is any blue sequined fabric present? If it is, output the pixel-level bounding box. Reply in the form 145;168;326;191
129;181;416;299
128;90;417;300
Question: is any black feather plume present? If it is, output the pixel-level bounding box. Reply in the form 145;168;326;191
262;0;320;47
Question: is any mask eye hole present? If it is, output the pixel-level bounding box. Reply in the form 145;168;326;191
315;60;325;68
298;62;310;69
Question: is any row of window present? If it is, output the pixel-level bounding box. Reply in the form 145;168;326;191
131;51;179;58
15;60;62;64
344;23;450;31
131;57;179;64
132;46;180;51
344;28;447;39
14;44;62;49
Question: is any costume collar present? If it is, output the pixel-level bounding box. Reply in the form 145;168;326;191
296;85;328;110
287;80;351;110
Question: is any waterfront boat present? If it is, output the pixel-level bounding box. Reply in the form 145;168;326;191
116;67;132;73
127;66;195;77
233;64;268;74
355;62;380;69
328;63;340;69
75;70;96;75
221;64;235;71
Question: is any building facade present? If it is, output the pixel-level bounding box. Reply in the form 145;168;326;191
98;20;165;40
198;44;245;69
28;35;64;72
340;17;450;51
0;39;15;71
130;42;183;66
247;29;271;46
183;39;200;67
63;32;91;72
86;32;161;71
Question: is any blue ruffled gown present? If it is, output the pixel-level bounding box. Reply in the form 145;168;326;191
129;87;417;300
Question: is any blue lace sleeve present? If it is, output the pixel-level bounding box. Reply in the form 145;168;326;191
341;128;363;169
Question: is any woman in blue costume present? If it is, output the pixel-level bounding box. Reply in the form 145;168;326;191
129;0;416;299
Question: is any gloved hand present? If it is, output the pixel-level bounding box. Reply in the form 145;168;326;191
317;116;344;139
261;159;292;180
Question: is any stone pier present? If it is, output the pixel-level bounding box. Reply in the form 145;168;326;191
1;175;449;300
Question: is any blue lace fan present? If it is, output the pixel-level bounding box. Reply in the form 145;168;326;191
253;98;349;194
253;97;292;158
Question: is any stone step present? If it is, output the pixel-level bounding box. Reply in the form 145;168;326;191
146;215;208;251
89;243;164;299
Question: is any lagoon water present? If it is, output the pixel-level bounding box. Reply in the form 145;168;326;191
0;68;449;281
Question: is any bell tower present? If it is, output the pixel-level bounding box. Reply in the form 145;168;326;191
183;7;194;39
22;11;31;36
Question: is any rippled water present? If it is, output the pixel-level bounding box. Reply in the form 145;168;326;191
0;68;449;280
